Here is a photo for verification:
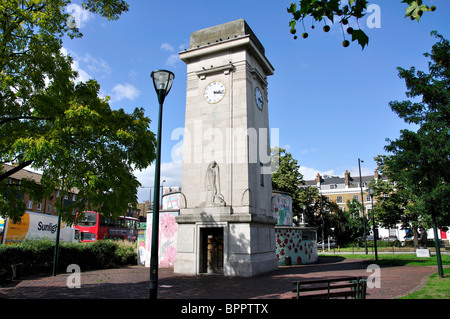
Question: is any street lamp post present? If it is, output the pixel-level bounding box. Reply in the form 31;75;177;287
369;187;378;260
149;70;174;300
358;158;368;255
161;179;166;208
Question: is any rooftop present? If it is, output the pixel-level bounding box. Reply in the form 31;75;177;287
303;170;388;188
188;19;265;55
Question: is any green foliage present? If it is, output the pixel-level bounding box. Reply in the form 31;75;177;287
271;147;306;216
0;1;156;224
115;241;138;265
398;268;450;299
330;199;367;245
382;32;450;228
270;147;367;244
0;239;137;276
287;0;436;49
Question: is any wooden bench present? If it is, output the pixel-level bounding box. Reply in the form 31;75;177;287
292;276;367;299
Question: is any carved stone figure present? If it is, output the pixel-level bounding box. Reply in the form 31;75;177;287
205;161;225;206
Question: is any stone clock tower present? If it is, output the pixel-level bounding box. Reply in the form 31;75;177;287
174;19;278;277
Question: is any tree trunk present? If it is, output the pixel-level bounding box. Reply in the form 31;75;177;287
412;226;419;249
431;213;444;278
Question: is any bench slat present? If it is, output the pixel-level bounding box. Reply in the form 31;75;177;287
292;283;357;293
293;277;360;286
292;276;367;300
294;291;357;299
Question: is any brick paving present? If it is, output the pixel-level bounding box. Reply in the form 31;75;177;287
0;257;440;299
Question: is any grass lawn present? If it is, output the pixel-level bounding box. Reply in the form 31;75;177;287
319;253;450;299
397;268;450;299
319;253;450;266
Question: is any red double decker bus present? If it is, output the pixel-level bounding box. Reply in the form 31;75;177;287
75;211;140;243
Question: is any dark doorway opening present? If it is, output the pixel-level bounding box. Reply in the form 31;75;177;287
200;227;224;274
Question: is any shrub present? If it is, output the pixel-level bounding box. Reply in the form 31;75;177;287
115;241;137;265
89;240;118;269
0;239;137;277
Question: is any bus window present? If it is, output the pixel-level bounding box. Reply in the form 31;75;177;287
126;219;134;229
108;218;116;227
78;212;98;226
100;216;107;227
81;232;96;241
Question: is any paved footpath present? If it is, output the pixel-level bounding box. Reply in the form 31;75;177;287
0;257;440;299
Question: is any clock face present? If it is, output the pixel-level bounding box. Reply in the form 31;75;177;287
204;81;226;104
255;87;263;110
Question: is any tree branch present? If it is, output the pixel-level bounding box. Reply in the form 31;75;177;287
0;116;51;125
0;160;33;181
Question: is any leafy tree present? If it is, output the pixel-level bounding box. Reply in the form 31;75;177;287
297;185;319;224
303;194;366;246
287;0;437;49
0;1;156;224
344;198;369;241
332;210;366;246
271;147;305;217
371;158;426;247
381;32;449;277
313;195;341;243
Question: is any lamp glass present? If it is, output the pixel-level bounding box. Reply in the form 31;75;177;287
151;70;174;95
369;188;375;196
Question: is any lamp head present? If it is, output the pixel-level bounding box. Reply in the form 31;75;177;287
151;70;175;104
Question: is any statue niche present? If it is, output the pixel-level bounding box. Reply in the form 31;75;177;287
205;161;225;206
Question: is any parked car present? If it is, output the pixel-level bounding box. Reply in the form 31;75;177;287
382;236;398;242
318;240;337;249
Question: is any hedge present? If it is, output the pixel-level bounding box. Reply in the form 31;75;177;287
0;239;137;277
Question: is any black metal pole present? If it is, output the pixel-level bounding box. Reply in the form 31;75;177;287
52;177;65;276
358;158;368;255
149;94;164;299
371;195;378;260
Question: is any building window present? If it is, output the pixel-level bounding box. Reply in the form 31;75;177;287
336;196;343;203
27;200;33;209
353;195;359;201
37;203;42;212
47;204;52;214
366;194;371;202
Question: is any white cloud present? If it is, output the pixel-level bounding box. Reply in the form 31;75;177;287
161;43;175;52
66;4;94;29
301;148;317;155
81;53;111;77
165;54;180;67
299;165;375;181
128;69;138;81
161;42;182;67
61;47;111;83
71;59;91;82
112;83;140;101
299;166;336;181
346;166;374;178
135;160;183;203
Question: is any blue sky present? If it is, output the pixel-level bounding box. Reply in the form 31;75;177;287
61;1;450;203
